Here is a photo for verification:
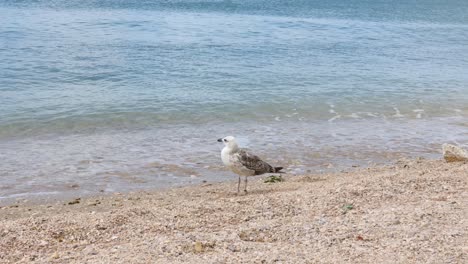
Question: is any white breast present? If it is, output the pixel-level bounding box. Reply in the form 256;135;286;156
221;147;232;166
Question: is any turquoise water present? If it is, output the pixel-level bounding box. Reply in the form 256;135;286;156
1;0;467;202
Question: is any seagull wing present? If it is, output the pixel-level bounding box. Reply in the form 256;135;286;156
237;149;275;175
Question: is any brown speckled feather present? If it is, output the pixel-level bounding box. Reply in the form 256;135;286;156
237;149;275;175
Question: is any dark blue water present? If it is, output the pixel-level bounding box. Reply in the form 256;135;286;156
1;0;467;202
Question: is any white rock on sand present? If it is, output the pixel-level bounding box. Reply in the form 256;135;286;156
442;143;468;162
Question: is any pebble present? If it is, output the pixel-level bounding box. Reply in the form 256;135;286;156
442;143;468;162
83;246;98;255
194;241;204;253
50;252;59;259
68;198;81;205
227;244;239;252
88;200;101;206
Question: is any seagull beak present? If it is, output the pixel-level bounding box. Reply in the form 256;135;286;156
217;138;223;142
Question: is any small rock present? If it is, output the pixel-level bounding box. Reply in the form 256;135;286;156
51;252;59;259
194;241;204;253
239;231;249;241
96;225;107;230
83;246;98;255
227;244;239;252
68;198;81;205
443;144;468;162
88;200;100;206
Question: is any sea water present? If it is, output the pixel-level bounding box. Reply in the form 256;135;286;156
1;0;467;202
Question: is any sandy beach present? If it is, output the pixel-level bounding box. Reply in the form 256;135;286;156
0;158;466;263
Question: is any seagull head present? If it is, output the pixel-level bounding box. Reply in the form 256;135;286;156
217;136;238;149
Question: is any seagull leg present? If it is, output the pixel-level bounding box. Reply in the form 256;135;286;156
244;176;248;194
237;176;241;194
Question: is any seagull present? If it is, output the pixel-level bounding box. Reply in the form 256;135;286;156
217;136;284;193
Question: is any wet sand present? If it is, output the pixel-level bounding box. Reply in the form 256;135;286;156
0;159;467;263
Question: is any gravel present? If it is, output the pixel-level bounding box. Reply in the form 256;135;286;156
0;159;467;263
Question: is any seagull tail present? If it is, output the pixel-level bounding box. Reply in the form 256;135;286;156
274;167;284;173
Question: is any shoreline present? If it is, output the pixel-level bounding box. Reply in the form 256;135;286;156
1;158;467;263
0;161;378;208
1;116;467;204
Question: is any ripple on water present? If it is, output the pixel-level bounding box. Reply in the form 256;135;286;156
1;117;467;202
